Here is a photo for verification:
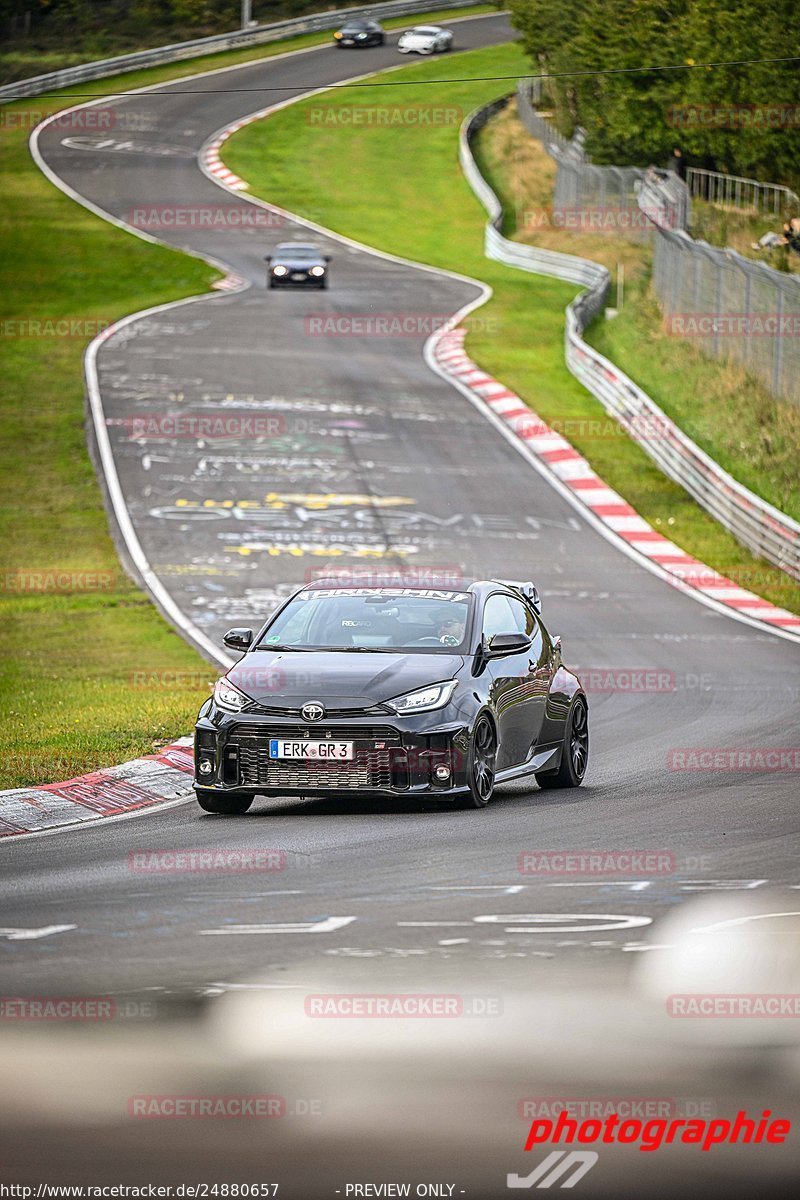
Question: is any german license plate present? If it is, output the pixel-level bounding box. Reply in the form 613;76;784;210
291;272;306;281
269;739;354;761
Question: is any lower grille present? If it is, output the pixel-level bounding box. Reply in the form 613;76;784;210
236;745;396;791
230;723;399;742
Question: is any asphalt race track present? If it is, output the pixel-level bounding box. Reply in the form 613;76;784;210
2;14;800;1194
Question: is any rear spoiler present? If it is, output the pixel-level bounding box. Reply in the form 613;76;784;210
492;579;541;613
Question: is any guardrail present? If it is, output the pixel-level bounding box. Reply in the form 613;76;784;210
687;167;799;216
459;98;800;581
0;0;486;103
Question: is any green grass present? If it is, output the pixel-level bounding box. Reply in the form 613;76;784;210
689;199;799;275
223;44;800;617
0;6;494;789
0;105;222;789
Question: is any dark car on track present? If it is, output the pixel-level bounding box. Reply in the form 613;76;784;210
265;242;330;289
194;579;588;814
332;19;385;47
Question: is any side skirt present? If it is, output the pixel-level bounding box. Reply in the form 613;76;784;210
495;745;561;784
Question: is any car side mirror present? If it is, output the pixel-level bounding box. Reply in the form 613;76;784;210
487;631;532;656
324;255;331;263
223;628;253;652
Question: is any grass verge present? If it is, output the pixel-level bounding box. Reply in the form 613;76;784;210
0;6;491;789
223;47;800;617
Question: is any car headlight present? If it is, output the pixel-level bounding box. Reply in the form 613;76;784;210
272;265;288;276
309;265;326;277
334;31;342;38
213;678;251;713
387;681;458;715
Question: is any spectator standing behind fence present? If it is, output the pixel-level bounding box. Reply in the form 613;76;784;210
670;146;687;182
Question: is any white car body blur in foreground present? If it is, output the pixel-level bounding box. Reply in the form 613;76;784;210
397;25;453;54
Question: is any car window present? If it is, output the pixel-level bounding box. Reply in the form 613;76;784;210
513;601;544;660
506;597;537;637
482;594;517;639
483;594;544;657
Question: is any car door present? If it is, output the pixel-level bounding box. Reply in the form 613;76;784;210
481;593;543;769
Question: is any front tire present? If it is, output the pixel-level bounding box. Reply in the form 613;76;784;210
535;697;588;789
459;714;496;808
195;789;253;814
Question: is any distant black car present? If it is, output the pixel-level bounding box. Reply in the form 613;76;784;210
194;579;589;813
333;19;385;46
265;242;330;289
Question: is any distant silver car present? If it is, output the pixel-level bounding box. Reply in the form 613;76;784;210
397;25;453;55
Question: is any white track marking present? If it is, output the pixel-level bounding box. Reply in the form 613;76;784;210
198;915;357;935
472;913;654;933
0;924;77;940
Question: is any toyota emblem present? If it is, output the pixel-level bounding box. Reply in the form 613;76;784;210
301;701;325;722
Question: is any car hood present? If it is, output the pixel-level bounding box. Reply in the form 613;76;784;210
228;649;463;709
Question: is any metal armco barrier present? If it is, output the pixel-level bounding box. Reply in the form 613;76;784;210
0;0;485;102
460;98;800;581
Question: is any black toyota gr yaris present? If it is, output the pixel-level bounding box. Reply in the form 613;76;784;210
193;579;588;813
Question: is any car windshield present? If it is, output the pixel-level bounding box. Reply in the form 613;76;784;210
342;24;368;31
275;245;320;259
257;589;472;652
411;27;438;34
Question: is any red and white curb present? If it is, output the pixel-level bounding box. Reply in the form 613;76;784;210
434;328;800;636
0;739;195;839
204;125;249;191
212;270;248;291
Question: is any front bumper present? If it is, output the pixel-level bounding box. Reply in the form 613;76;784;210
194;709;472;799
270;273;325;287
